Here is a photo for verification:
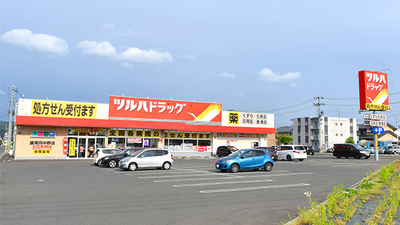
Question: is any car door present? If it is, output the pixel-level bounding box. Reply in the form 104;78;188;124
254;150;267;167
239;150;257;169
137;150;155;167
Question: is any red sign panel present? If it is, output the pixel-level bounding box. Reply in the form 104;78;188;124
63;137;68;154
109;96;222;122
358;70;389;111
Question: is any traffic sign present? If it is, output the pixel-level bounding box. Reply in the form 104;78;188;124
373;127;385;134
369;120;387;127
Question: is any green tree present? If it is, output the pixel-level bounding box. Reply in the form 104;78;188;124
345;137;355;144
277;134;293;145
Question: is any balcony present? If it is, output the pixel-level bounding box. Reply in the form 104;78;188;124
310;125;319;130
311;135;319;140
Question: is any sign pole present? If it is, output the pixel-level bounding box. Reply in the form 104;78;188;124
374;133;379;161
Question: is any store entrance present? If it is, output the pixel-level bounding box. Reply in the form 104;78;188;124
68;137;105;158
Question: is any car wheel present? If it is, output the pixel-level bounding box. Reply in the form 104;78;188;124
128;163;137;171
336;155;341;158
108;159;117;168
264;162;273;171
162;162;171;170
355;154;361;159
273;158;278;162
286;155;292;161
299;159;304;161
217;153;221;157
230;164;239;173
220;170;227;173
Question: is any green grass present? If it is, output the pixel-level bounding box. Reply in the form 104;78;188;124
284;160;400;225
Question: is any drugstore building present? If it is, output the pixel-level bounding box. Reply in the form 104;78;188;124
14;96;276;159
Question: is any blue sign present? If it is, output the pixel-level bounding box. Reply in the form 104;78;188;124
373;127;385;134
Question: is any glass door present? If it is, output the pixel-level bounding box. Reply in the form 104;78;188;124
88;138;95;158
78;138;86;158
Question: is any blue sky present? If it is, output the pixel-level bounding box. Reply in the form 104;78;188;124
1;1;400;127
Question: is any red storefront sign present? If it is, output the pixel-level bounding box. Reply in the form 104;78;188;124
358;70;389;111
109;96;222;123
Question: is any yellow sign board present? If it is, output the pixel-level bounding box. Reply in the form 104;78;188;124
69;139;76;156
31;100;97;118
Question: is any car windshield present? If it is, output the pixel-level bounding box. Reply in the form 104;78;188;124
116;149;130;155
227;146;238;151
354;145;366;150
229;149;246;157
130;149;145;157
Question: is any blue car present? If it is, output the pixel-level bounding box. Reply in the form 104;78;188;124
215;149;274;173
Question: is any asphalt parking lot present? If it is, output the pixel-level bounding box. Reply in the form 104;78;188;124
0;153;398;225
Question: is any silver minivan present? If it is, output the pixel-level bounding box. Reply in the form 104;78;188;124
119;148;174;171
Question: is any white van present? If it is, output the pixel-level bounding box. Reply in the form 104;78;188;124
276;145;307;161
119;148;174;171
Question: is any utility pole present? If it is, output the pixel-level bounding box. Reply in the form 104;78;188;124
314;96;325;152
7;84;18;154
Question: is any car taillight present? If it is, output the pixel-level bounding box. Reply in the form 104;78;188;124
171;154;174;159
294;151;299;154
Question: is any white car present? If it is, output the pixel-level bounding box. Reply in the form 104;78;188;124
93;148;121;166
119;148;174;171
276;145;307;161
388;146;400;154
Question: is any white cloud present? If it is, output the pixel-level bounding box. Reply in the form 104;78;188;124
257;68;301;83
121;63;134;68
180;55;195;60
229;92;243;98
120;47;172;64
76;40;172;64
0;28;69;56
220;72;236;78
76;41;117;58
103;23;115;29
0;89;5;95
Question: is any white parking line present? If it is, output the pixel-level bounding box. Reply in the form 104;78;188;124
199;183;310;194
332;163;379;167
153;172;312;182
138;173;229;179
173;179;274;187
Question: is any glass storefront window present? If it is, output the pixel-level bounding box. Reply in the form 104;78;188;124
108;137;125;148
168;139;183;151
184;140;197;151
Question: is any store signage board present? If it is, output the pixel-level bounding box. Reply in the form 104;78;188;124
369;120;387;127
358;70;389;111
372;127;385;134
369;114;387;120
109;96;222;123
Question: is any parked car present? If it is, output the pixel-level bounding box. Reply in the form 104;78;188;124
256;147;278;161
304;146;315;155
326;148;334;153
276;145;307;161
101;147;143;168
378;147;387;154
216;146;239;157
215;149;274;173
93;148;122;166
119;148;174;171
387;146;400;154
333;143;370;159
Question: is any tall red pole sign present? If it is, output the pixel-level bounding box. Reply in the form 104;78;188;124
358;70;389;111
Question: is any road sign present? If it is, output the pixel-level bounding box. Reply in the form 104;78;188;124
363;121;370;126
373;127;385;134
370;120;387;127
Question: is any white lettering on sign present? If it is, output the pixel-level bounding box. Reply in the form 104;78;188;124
113;99;186;114
369;120;387;127
369;114;387;120
366;72;387;84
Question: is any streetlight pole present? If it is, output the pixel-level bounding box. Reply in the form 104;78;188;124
7;84;18;154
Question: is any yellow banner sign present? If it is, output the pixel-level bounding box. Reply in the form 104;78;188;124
31;100;97;118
